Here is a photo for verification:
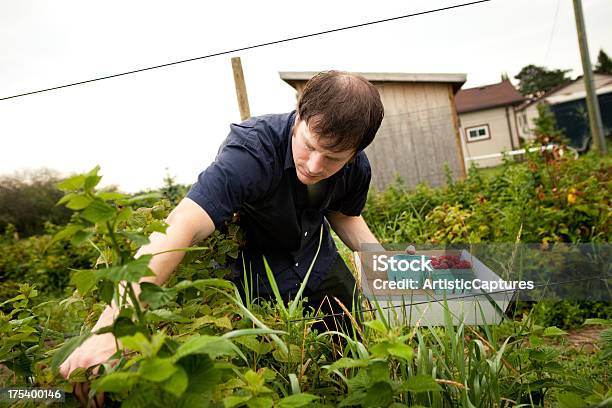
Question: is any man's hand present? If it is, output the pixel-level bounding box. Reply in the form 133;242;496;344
58;197;216;403
59;332;117;380
59;332;116;407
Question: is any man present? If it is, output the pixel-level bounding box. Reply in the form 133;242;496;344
60;70;385;380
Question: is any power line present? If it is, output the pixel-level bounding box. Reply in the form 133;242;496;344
543;0;562;66
0;0;493;102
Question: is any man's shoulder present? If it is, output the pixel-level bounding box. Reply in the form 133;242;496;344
228;111;295;146
345;150;371;176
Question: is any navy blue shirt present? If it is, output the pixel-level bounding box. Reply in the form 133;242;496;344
186;111;371;296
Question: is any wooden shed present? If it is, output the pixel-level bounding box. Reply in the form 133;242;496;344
280;72;467;191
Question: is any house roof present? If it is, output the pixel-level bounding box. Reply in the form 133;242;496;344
279;71;467;93
455;80;525;114
517;73;612;110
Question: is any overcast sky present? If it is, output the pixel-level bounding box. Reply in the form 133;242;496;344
1;0;611;192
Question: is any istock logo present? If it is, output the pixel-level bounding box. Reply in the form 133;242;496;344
372;255;432;272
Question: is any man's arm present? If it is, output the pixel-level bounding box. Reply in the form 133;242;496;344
326;211;384;252
60;197;215;378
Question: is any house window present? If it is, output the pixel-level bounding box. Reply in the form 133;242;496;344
465;125;491;142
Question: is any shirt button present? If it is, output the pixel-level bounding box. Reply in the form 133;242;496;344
295;262;299;267
304;231;308;237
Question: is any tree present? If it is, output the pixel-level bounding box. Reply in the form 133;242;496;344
0;169;72;236
594;49;612;75
514;65;571;99
532;103;567;145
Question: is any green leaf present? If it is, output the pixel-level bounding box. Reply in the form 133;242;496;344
190;279;236;291
116;207;133;224
112;316;147;338
100;280;114;304
57;192;76;206
247;397;273;408
364;381;393;407
584;318;612;326
119;333;150;354
68;367;88;382
70;270;99;295
96;256;154;283
327;357;370;371
71;229;94;246
56;174;86;191
119;332;165;358
121;231;150;246
148;220;168;233
81;199;115;224
92;371;138;393
364;320;387;333
138;358;177;382
66;194;93;210
272;344;302;363
224;396;251;408
179;354;224;394
557;392;588;408
162;366;189;397
146;309;190;323
386;343;414;361
400;375;442;393
233;336;273;355
222;328;287;340
98;191;126;201
173;336;236;361
139;282;177;309
49;224;83;247
278;393;319;408
50;333;91;373
84;171;102;191
543;326;568;337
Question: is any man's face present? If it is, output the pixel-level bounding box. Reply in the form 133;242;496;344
292;117;355;185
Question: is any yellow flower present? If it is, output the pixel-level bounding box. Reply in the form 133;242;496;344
567;193;577;204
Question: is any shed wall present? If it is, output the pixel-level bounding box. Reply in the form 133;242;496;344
366;82;462;190
288;80;463;190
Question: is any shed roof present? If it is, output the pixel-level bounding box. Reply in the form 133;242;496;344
279;71;467;93
455;80;525;114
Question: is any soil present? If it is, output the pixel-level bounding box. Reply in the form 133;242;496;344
562;325;606;353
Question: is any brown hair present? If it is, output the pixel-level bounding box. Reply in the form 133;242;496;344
297;71;384;152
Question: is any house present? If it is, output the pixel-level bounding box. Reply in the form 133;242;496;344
279;72;467;191
454;80;525;167
517;73;612;151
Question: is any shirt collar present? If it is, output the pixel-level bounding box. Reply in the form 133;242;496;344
284;110;298;171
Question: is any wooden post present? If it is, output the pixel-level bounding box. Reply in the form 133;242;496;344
572;0;607;154
231;57;251;121
448;85;467;179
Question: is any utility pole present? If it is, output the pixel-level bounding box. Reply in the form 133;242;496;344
231;57;251;121
572;0;607;154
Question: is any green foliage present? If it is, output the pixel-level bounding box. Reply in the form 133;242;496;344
0;162;610;407
532;103;568;145
0;223;95;300
364;149;611;245
0;169;72;237
514;64;571;99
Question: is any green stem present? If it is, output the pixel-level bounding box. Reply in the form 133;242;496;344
106;220;123;264
126;282;146;327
